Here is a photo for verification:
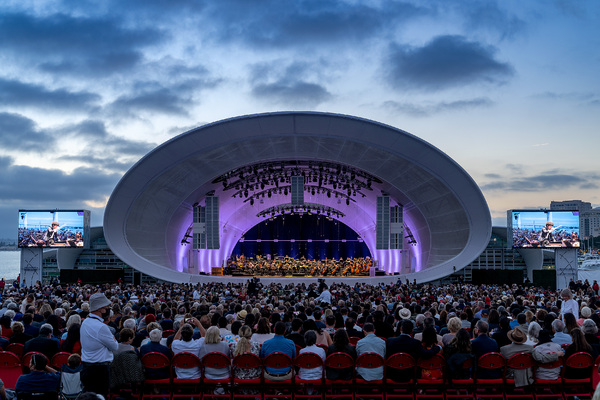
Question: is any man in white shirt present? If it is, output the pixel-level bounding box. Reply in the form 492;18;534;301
80;292;118;398
171;317;206;379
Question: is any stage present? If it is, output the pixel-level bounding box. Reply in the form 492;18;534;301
187;273;401;286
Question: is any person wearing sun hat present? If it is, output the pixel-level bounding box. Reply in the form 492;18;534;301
80;292;118;398
500;328;534;387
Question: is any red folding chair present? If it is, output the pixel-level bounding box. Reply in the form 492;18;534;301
0;351;22;389
171;351;202;400
534;358;563;400
504;352;534;400
262;352;294;400
5;342;24;359
140;352;171;400
355;352;386;400
162;329;175;338
445;356;475;400
317;344;329;353
562;352;594;400
415;354;446;400
201;351;231;400
294;352;325;400
385;353;416;400
50;351;71;369
349;337;360;346
323;352;354;400
231;352;262;400
474;352;506;400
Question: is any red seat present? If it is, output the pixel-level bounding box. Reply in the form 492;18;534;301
324;352;354;400
231;352;262;400
349;337;360;346
355;352;386;400
475;352;506;400
385;353;416;400
171;351;201;400
50;351;71;369
162;329;175;338
0;351;22;389
415;354;446;400
262;352;294;400
294;352;324;400
446;356;475;400
534;358;564;400
562;352;594;400
504;352;534;400
6;342;24;359
317;344;329;352
201;351;231;400
140;352;171;400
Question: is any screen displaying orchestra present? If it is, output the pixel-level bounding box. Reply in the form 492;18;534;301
225;255;372;277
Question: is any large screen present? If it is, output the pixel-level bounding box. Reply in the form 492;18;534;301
508;210;580;248
18;210;90;248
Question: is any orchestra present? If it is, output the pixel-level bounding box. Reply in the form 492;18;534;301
225;255;372;277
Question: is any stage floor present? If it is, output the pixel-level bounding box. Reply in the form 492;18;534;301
188;273;400;286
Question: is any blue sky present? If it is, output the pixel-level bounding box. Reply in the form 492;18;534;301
0;0;599;239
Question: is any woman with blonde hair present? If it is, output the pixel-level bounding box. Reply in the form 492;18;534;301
442;317;462;346
232;325;261;382
198;326;230;379
560;288;579;319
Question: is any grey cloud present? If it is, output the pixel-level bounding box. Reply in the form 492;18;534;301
204;0;427;48
0;12;164;77
0;78;101;111
383;97;492;117
385;35;514;91
0;112;55;151
459;2;525;40
480;170;600;192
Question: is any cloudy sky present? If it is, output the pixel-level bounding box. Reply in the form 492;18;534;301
1;0;599;239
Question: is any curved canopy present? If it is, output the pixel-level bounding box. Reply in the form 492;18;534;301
104;112;491;282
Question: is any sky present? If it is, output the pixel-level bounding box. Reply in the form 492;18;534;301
0;0;599;240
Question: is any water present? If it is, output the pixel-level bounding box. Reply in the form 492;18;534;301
0;251;20;280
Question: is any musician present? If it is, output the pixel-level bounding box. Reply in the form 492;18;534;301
43;222;61;246
538;222;557;245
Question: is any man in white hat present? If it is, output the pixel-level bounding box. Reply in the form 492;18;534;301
80;292;118;398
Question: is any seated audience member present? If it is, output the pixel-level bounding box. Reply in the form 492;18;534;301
471;320;500;379
260;321;296;381
252;317;275;345
61;323;82;354
443;328;473;379
199;326;231;380
500;328;534;387
564;328;596;379
115;327;137;354
581;319;600;346
15;353;60;394
59;353;84;400
286;318;306;348
442;317;462;346
532;330;563;381
298;330;326;380
356;323;385;381
326;328;356;381
171;317;205;379
303;319;332;347
345;317;364;339
232;325;261;380
551;319;572;346
8;321;32;344
24;323;59;360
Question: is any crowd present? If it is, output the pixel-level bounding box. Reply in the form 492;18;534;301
1;277;600;399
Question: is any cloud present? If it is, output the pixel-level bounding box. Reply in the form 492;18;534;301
0;11;165;77
0;112;55;151
459;1;525;40
0;155;120;203
204;0;427;49
383;97;493;117
480;169;600;192
0;77;100;111
384;35;514;91
249;61;332;107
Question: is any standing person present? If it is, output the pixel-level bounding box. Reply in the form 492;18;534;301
560;289;579;320
80;292;118;398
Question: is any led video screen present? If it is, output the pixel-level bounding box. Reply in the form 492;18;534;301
509;210;580;248
18;210;90;248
